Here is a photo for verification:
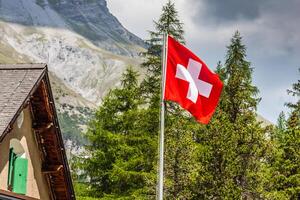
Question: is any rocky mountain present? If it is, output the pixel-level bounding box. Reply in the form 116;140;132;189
0;0;145;147
46;0;145;56
0;0;145;102
0;0;272;149
0;0;145;55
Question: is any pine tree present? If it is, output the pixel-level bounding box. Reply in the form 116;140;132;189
194;31;267;199
277;111;286;131
223;32;266;199
274;111;287;143
265;71;300;199
80;68;157;199
141;0;184;106
140;1;197;199
285;69;300;131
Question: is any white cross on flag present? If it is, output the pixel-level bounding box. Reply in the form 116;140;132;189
164;36;223;124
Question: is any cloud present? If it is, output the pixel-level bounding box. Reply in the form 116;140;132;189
191;0;300;25
201;0;261;23
107;0;300;123
187;0;300;57
185;0;300;123
107;0;167;39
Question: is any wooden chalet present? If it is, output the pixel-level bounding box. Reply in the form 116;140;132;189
0;64;75;200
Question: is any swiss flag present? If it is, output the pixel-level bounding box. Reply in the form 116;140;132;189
164;36;223;124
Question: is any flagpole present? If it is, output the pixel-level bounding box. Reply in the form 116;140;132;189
158;32;168;200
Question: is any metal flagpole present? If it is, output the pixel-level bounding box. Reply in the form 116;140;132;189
158;32;168;200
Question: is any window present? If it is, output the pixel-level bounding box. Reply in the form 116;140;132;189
8;139;28;195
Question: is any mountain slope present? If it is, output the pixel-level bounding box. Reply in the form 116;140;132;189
0;21;142;103
47;0;145;56
0;0;146;147
0;0;145;56
0;0;272;149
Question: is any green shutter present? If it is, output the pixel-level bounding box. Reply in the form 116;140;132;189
12;157;28;195
7;148;16;188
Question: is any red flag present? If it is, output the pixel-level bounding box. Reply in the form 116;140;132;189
164;36;223;124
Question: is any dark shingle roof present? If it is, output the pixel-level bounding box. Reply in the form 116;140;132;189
0;64;46;137
0;64;75;199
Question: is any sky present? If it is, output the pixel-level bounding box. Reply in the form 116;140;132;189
107;0;299;123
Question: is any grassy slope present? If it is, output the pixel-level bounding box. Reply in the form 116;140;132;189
0;40;31;63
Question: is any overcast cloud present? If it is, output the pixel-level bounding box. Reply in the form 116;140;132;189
107;0;299;123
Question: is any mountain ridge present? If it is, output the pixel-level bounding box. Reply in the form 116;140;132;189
0;0;273;148
0;0;146;146
0;0;145;56
0;0;146;100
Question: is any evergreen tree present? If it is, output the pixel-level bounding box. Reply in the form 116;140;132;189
277;111;286;131
194;31;267;199
141;1;197;199
265;71;300;199
223;32;266;199
141;0;184;106
81;68;156;199
76;1;194;199
273;111;287;143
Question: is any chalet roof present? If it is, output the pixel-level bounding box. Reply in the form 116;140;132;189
0;64;75;199
0;64;46;137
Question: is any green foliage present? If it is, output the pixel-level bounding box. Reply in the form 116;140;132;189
193;31;267;199
151;0;185;44
74;182;94;199
141;0;185;105
73;2;300;199
286;69;300;114
140;1;198;199
78;68;157;199
277;111;286;131
58;105;93;146
263;72;300;199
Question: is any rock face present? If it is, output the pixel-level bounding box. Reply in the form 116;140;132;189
0;0;145;104
0;0;145;146
48;0;145;56
0;0;144;56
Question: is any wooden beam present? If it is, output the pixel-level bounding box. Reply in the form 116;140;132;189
33;122;53;132
42;164;63;174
